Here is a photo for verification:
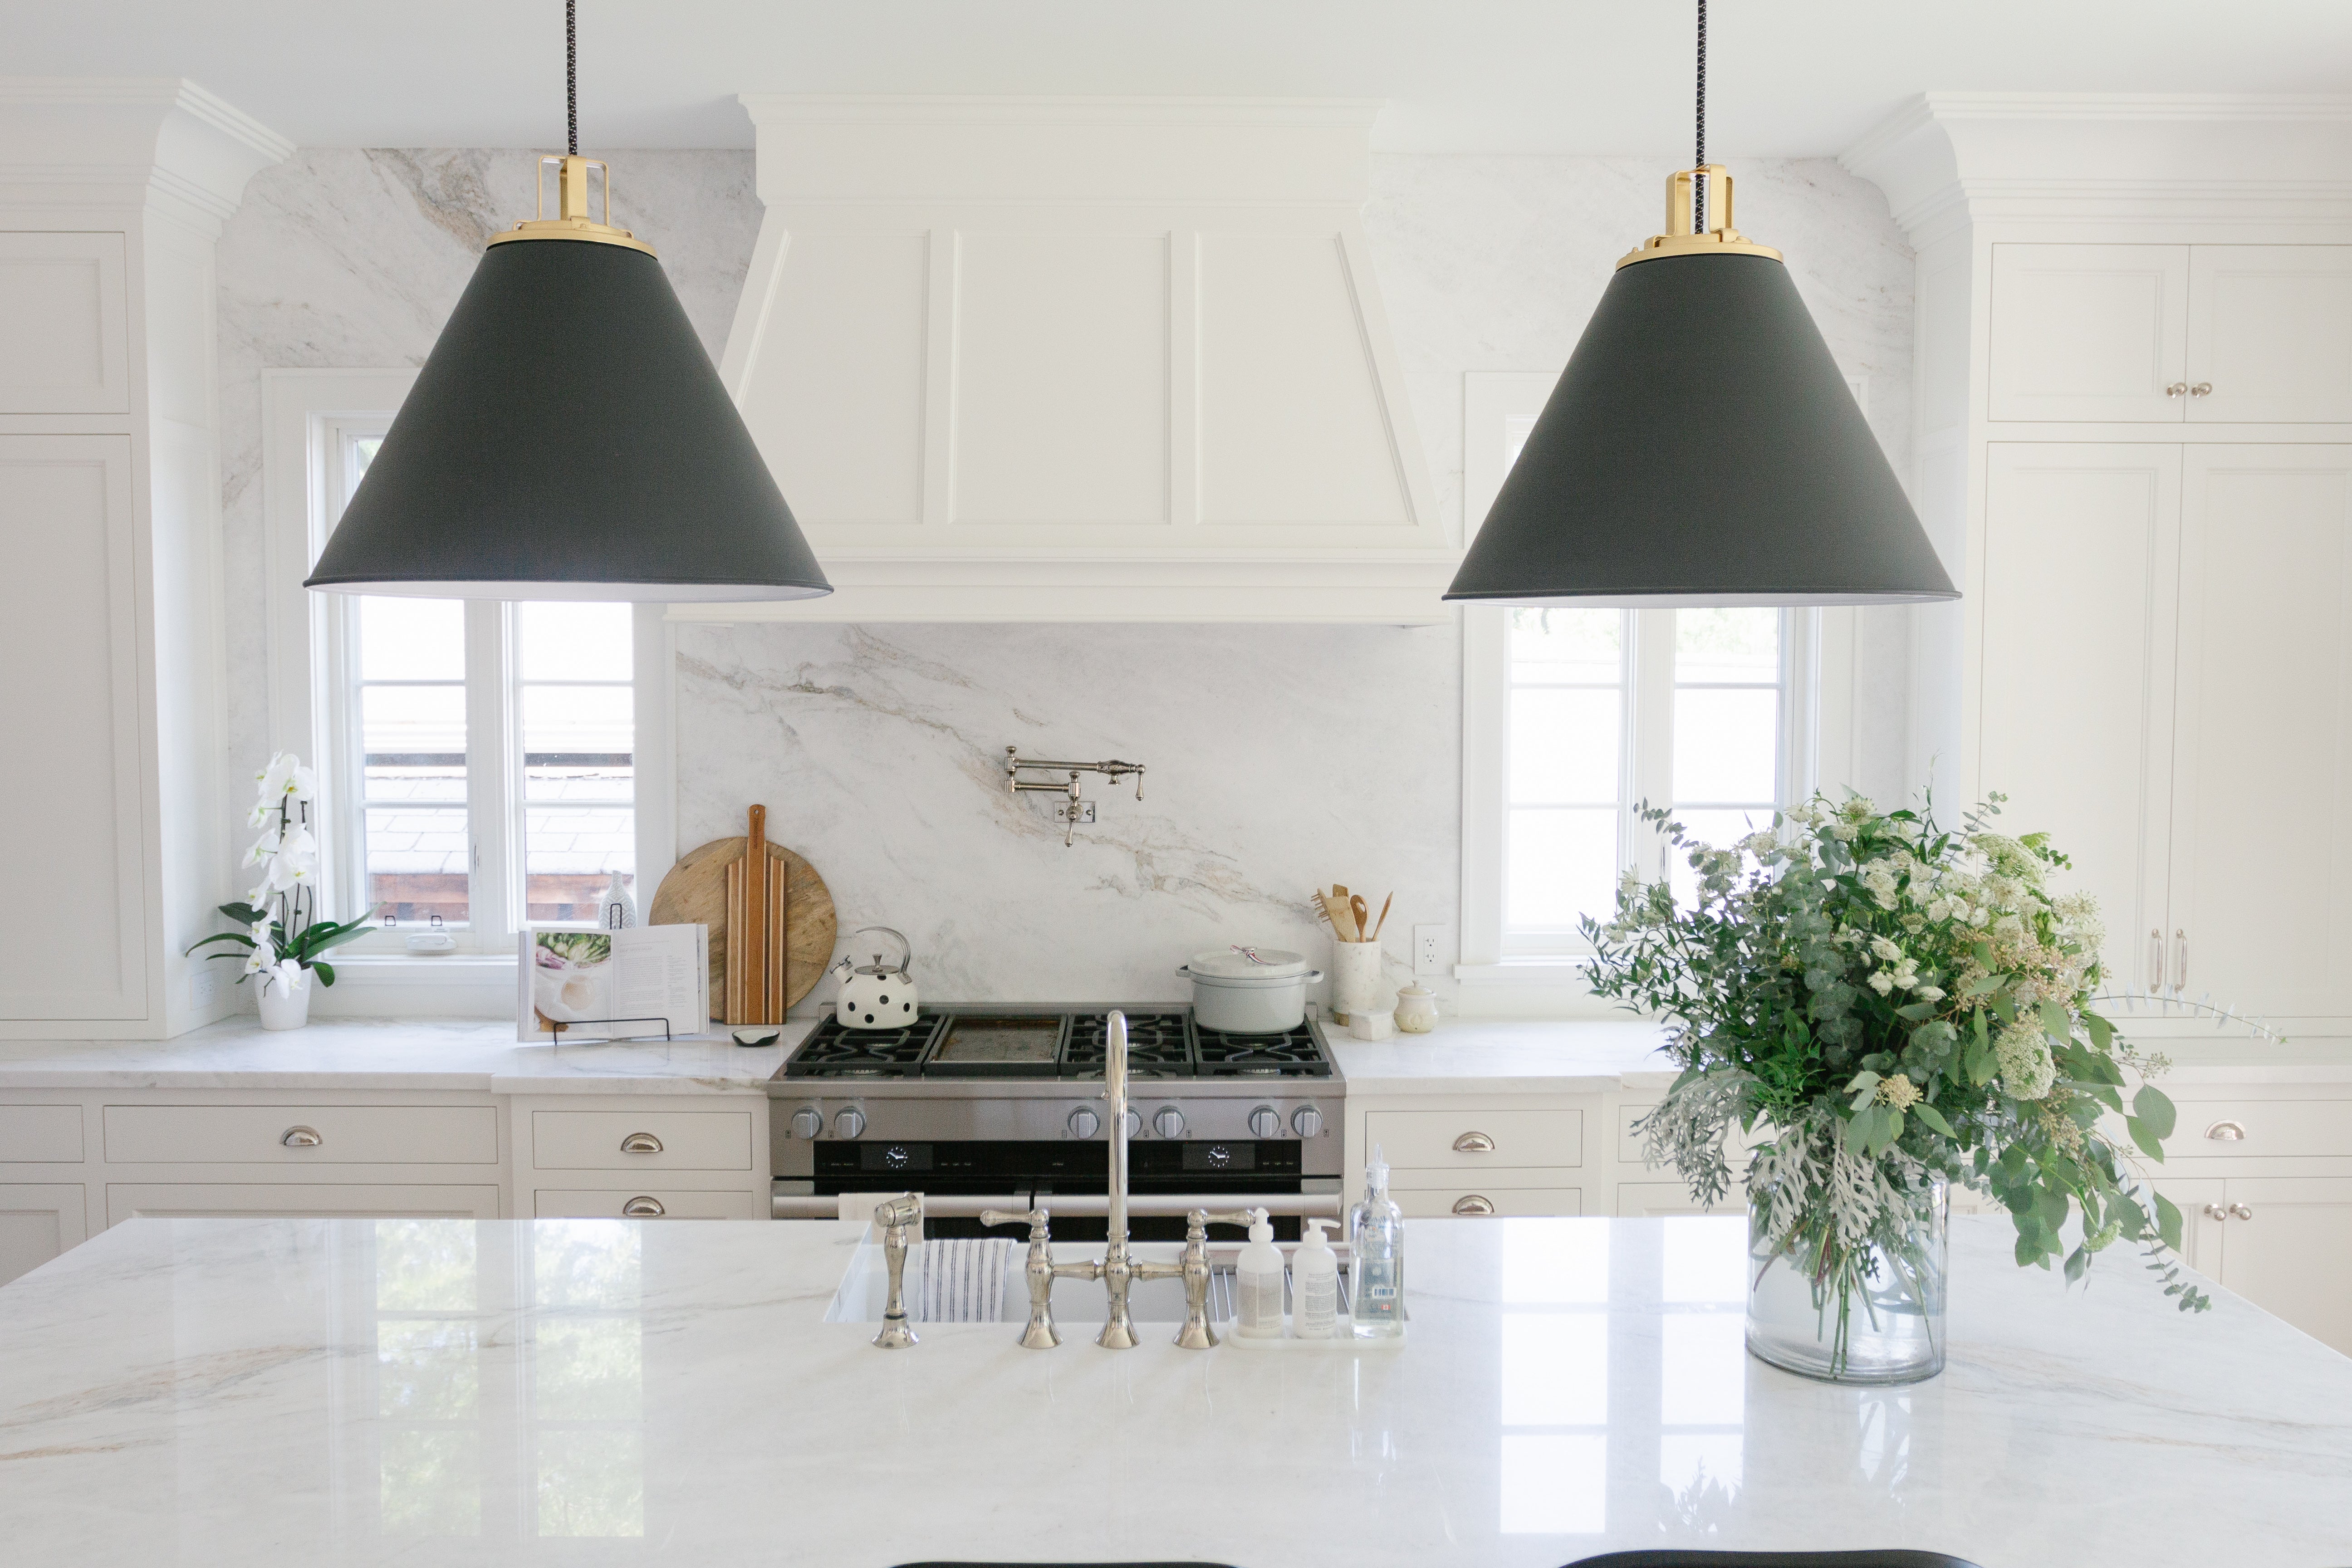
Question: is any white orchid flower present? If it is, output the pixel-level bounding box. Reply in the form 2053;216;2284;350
261;957;307;996
244;944;268;976
242;824;283;866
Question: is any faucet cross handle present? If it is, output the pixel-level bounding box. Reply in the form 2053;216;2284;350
980;1205;1063;1350
1167;1207;1259;1350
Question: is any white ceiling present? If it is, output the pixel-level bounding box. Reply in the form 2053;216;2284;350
8;1;2352;156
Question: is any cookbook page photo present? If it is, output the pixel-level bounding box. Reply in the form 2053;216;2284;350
519;924;709;1042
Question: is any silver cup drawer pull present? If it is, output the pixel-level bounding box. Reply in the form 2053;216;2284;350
1452;1131;1497;1154
281;1126;323;1148
621;1196;665;1217
2205;1120;2247;1142
1452;1194;1497;1215
619;1132;664;1153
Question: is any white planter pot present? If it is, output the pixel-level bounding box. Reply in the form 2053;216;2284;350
257;969;312;1031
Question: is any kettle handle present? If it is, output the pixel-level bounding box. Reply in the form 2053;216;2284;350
852;925;913;975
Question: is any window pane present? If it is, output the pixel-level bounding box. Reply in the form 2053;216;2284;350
1666;808;1770;906
524;806;634;923
1506;809;1618;931
366;805;469;925
363;683;466;759
1510;608;1622;683
523;685;633;757
358;597;465;682
519;602;633;682
1509;688;1620;804
1672;687;1778;803
1675;608;1779;683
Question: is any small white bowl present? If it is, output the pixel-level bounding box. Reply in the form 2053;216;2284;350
1348;1007;1396;1041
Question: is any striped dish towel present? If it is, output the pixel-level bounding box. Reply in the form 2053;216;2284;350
911;1236;1014;1323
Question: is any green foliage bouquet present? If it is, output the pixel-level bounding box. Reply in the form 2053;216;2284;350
1585;793;2206;1372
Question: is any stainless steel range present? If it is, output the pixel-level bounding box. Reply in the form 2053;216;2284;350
765;1004;1345;1240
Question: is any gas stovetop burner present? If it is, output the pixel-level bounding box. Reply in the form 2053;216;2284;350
781;1006;1336;1080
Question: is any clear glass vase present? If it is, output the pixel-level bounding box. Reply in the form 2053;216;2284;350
1745;1176;1948;1384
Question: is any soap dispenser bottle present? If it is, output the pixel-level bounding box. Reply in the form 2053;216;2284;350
1294;1218;1341;1339
1348;1144;1405;1339
1234;1207;1286;1338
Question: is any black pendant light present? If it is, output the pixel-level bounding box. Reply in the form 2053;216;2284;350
1444;1;1954;608
305;2;829;603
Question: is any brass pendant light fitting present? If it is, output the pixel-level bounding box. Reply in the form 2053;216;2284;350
484;0;652;257
1618;0;1777;269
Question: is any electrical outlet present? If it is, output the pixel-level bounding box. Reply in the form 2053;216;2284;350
1413;924;1449;976
1051;800;1096;825
190;966;221;1009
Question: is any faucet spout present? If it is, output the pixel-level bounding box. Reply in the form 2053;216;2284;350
1098;1008;1139;1348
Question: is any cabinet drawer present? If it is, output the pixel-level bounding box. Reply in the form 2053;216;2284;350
533;1188;758;1220
530;1109;752;1172
2165;1101;2352;1159
106;1182;502;1225
104;1105;498;1165
0;1105;83;1162
1393;1185;1581;1219
1365;1107;1582;1171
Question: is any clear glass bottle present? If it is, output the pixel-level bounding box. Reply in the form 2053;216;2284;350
1348;1145;1405;1339
1746;1175;1948;1383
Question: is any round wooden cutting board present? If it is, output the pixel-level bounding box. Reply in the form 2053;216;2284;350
649;837;837;1018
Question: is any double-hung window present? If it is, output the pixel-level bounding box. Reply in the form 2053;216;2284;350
1461;374;1818;972
282;392;642;956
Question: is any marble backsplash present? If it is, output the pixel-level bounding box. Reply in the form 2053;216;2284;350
213;144;1915;1012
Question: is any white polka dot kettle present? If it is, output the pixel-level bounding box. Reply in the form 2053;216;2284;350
833;926;918;1029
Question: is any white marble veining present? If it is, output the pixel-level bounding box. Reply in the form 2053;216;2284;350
0;1015;814;1093
210;149;1919;1022
3;1213;2344;1566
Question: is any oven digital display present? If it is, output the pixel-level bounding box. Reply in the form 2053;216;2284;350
933;1017;1063;1064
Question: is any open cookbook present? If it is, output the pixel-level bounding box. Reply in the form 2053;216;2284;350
518;925;709;1042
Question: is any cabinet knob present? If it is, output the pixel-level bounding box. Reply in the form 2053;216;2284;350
2229;1202;2254;1221
2203;1202;2229;1221
1452;1194;1496;1215
2205;1120;2246;1142
281;1125;322;1148
619;1132;664;1153
621;1196;665;1217
2190;382;2213;397
1452;1130;1497;1154
2166;382;2189;397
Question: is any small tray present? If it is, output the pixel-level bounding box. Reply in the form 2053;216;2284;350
1223;1314;1405;1351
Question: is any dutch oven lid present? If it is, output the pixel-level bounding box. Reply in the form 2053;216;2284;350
1187;945;1310;981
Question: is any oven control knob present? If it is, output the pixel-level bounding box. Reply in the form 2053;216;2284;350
789;1107;824;1140
1067;1107;1101;1139
1122;1108;1144;1139
1152;1107;1186;1140
1248;1106;1282;1139
1292;1105;1325;1138
833;1107;867;1140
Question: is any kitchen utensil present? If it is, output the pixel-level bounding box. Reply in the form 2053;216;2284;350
1328;938;1384;1024
649;830;837;1021
1179;946;1323;1034
834;927;919;1029
1316;890;1355;938
1350;895;1370;943
1370;893;1392;942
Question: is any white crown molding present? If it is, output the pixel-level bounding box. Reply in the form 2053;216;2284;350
1842;92;2352;238
0;78;290;225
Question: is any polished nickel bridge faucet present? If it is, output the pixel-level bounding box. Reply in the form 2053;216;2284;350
977;1010;1250;1350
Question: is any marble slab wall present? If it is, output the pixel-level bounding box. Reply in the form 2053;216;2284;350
214;147;1912;1011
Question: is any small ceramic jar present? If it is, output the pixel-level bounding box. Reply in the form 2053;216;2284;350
1393;983;1438;1034
1348;1005;1396;1041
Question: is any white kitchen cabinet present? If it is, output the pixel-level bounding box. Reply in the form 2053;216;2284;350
1989;244;2190;422
0;1183;87;1287
0;232;129;414
512;1095;770;1220
2194;1177;2352;1355
105;1182;502;1225
103;1103;501;1166
1977;444;2352;1023
2186;247;2352;423
1394;1185;1581;1219
532;1187;761;1220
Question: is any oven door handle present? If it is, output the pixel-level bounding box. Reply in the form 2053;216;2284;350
770;1191;1345;1221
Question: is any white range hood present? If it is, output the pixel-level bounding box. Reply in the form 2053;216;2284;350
690;97;1453;624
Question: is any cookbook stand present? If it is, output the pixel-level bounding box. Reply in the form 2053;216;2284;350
544;1015;676;1046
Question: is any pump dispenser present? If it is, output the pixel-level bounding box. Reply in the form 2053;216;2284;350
1234;1207;1286;1338
1293;1218;1341;1338
1348;1144;1406;1339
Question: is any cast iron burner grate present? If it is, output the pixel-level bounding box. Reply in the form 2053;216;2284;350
783;1015;944;1078
1063;1011;1194;1078
1192;1021;1334;1078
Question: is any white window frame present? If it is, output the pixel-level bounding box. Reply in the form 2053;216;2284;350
261;370;677;1006
1456;372;1859;1004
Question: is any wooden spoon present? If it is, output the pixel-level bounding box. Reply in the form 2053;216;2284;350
1350;894;1370;943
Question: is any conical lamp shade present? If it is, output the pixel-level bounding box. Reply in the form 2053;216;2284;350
305;236;829;602
1445;251;1955;607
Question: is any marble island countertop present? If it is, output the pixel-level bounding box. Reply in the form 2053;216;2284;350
2;1213;2345;1567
